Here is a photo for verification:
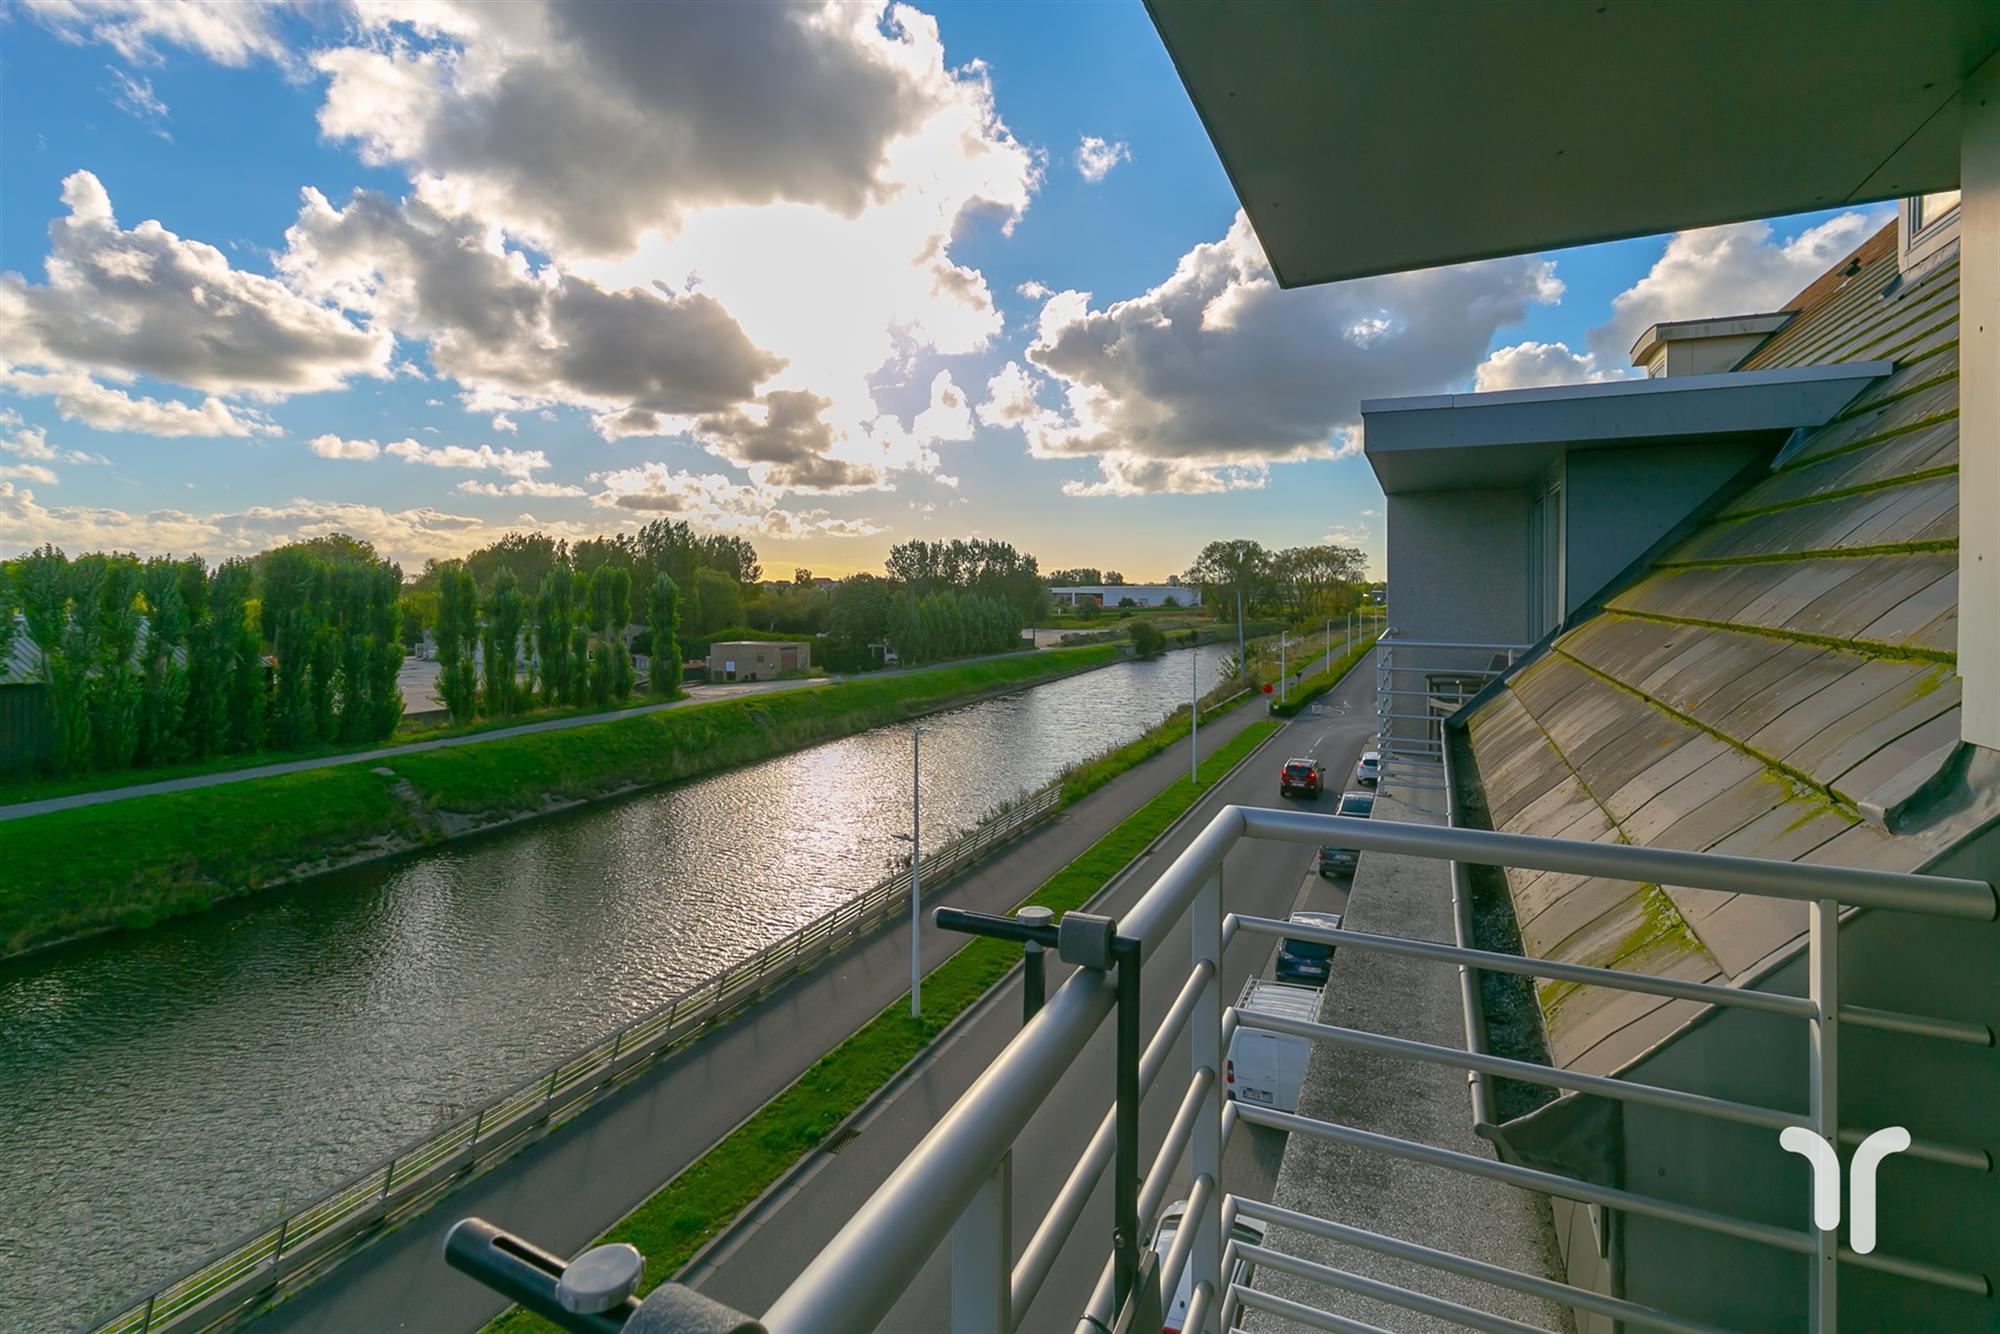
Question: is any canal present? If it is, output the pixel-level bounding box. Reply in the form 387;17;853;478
0;644;1236;1328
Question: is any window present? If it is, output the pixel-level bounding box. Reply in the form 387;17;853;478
1899;189;1961;277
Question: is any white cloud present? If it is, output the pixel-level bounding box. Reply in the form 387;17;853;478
0;480;617;567
490;411;518;433
307;432;382;460
1473;340;1613;392
2;172;389;408
1;463;61;485
106;66;170;136
383;438;551;480
1074;135;1130;183
586;460;879;538
457;478;585;498
21;0;291;67
691;388;883;491
1587;210;1888;369
988;210;1563;493
0;365;277;437
1017;279;1052;301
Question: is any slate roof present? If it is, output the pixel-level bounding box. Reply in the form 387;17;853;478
1460;223;1984;1076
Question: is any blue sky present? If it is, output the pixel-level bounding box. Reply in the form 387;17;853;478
0;2;1890;579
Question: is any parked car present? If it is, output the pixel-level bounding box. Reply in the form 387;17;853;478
1275;910;1341;986
1354;749;1382;787
1151;1199;1270;1332
1279;756;1324;798
1317;790;1376;877
1225;977;1320;1112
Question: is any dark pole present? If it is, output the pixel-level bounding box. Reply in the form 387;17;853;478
1111;934;1142;1319
1017;905;1053;1023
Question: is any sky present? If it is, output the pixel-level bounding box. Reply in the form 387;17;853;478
0;1;1894;581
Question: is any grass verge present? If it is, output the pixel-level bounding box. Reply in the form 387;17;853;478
1268;640;1374;718
484;719;1280;1333
0;644;1126;957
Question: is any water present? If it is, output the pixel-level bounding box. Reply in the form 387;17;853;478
0;645;1234;1327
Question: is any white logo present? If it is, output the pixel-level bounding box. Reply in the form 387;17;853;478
1778;1125;1910;1254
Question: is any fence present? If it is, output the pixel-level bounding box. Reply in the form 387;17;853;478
80;781;1065;1334
753;803;1994;1334
1374;630;1526;792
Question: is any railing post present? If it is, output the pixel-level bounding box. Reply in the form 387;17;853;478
1808;896;1839;1332
140;1294;155;1332
272;1215;289;1263
1190;870;1225;1334
1019;905;1053;1024
380;1157;396;1201
950;1153;1013;1333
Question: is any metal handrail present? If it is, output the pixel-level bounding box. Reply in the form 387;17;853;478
80;783;1065;1334
758;801;1994;1334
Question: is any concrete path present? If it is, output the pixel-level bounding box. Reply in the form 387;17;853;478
0;644;1100;823
247;675;1283;1334
688;652;1383;1331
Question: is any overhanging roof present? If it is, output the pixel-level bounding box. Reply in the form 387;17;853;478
1362;361;1892;493
1148;1;2000;287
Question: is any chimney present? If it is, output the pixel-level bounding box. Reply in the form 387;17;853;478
1629;312;1793;378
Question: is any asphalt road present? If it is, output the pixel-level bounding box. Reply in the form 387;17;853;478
245;669;1283;1334
688;650;1380;1331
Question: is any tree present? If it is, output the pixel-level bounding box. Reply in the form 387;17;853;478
1183;539;1273;614
434;561;480;724
534;560;578;707
464;532;562;597
1047;568;1101;586
209;559;264;753
261;544;328;747
693;567;743;633
1271;544;1367;619
483;567;526;717
89;555;144;771
136;557;192;767
646;572;681;695
1104;571;1126;585
586;566;633;705
1129;620;1167;658
828;573;893;648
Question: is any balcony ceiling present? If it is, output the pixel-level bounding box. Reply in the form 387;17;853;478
1147;0;2000;287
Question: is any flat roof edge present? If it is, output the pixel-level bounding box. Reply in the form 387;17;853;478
1361;360;1891;419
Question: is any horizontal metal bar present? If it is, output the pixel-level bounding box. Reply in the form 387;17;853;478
1838;1125;1991;1173
1235;1242;1549;1334
1238;1009;1804;1133
1230;915;1820;1020
1839;1245;1993;1296
1232;806;1997;920
1231;1197;1728;1334
1375;639;1532;651
1838;1004;1994;1046
1231;1283;1395;1334
1238;1104;1809;1254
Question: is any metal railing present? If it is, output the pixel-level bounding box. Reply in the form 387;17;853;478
1374;631;1526;792
754;803;1995;1334
80;783;1064;1334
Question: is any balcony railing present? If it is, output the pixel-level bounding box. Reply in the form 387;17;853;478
636;805;1983;1334
1374;631;1526;793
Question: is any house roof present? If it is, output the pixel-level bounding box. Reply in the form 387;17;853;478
1459;223;1990;1077
1147;3;1997;286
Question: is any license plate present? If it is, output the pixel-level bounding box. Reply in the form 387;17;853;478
1243;1088;1272;1106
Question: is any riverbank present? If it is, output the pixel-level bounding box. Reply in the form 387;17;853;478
0;643;1128;959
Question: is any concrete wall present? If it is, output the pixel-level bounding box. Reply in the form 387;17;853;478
1560;441;1766;617
1386;489;1533;645
706;641;810;680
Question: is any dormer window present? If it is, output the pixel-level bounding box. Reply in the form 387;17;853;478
1898;189;1961;278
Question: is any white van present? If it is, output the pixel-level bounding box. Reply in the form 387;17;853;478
1224;978;1319;1114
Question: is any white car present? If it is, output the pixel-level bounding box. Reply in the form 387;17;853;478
1354;749;1381;786
1151;1199;1270;1331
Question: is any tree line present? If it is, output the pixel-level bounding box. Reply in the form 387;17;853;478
1182;539;1370;620
0;535;404;775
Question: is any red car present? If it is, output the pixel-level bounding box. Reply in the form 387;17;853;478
1279;757;1324;798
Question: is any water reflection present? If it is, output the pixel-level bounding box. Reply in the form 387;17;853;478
0;645;1233;1326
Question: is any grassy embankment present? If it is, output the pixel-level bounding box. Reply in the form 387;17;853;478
0;643;1127;957
1268;639;1375;718
486;718;1281;1333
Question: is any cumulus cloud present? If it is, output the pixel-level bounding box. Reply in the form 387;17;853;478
0;365;277;437
692;389;882;491
1074;135;1130;183
383;438;550;481
279;187;782;429
1473;340;1612;392
317;1;1025;259
1587;210;1888;369
587;461;880;538
456;477;585;499
0;415;105;468
988;211;1563;493
0;480;613;567
307;433;382;461
21;0;291;67
490;412;517;433
1;172;388;417
1017;279;1052;301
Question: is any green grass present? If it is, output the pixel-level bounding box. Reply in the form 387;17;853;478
1268;640;1375;718
0;645;1126;958
483;718;1280;1333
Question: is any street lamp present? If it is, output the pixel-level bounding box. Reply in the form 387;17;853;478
899;725;930;1018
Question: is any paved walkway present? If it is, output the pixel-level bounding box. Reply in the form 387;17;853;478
248;683;1278;1334
0;645;1089;823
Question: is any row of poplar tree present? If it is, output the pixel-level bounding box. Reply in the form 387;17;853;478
881;590;1023;665
423;557;683;724
0;537;405;775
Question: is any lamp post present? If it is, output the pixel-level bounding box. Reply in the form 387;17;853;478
1190;640;1199;784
